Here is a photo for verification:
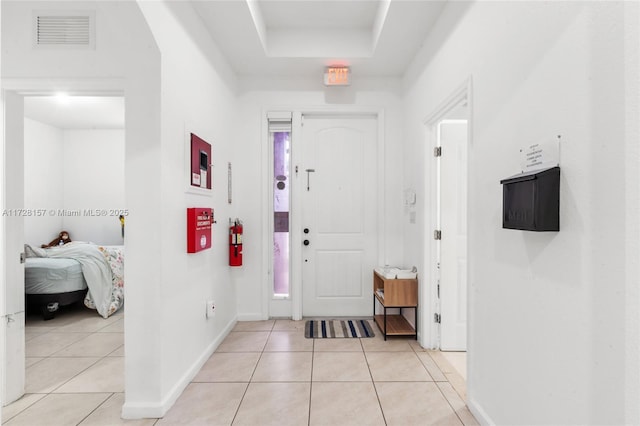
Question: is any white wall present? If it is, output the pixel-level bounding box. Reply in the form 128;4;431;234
23;118;64;247
5;0;239;417
62;129;125;245
236;80;405;319
0;0;4;409
403;1;638;424
2;0;165;416
23;123;125;247
624;3;640;423
5;0;639;423
132;1;238;417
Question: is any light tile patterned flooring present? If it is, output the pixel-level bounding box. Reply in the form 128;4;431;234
4;307;477;426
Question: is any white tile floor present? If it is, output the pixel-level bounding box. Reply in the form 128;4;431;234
440;351;467;380
4;308;477;426
2;304;144;426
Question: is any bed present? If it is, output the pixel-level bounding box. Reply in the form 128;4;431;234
25;257;88;319
24;242;124;320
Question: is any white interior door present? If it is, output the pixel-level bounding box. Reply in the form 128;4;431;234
439;120;468;351
300;115;377;317
1;91;26;406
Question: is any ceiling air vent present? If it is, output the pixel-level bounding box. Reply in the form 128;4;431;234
34;11;95;49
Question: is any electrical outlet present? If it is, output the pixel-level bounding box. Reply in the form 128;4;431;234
206;300;215;318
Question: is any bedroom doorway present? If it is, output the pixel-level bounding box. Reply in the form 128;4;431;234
22;94;127;397
1;91;127;408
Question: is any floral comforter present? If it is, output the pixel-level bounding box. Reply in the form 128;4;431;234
84;245;124;317
24;242;124;318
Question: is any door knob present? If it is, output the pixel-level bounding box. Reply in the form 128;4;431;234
303;228;309;234
303;239;310;246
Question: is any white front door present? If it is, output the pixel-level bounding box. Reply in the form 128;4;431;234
1;91;26;406
300;115;377;317
438;120;468;351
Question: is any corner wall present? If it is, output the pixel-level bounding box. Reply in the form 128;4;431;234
23;122;125;247
62;129;125;246
131;1;239;416
402;2;637;424
24;118;64;246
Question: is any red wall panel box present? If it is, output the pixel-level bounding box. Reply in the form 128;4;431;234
191;133;212;189
187;208;213;253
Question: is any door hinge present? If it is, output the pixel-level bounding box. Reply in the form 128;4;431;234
434;146;442;157
20;252;26;264
437;283;440;299
434;313;441;324
434;230;442;240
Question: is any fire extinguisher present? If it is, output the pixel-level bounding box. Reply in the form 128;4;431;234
229;218;243;267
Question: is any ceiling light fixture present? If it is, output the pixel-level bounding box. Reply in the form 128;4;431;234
54;92;70;105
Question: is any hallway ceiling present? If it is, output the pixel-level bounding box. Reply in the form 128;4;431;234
20;2;448;128
191;0;447;79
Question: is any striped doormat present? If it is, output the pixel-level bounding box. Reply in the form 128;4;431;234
304;319;375;339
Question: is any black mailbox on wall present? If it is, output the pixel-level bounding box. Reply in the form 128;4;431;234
500;166;560;231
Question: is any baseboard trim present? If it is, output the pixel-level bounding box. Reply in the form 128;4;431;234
236;312;267;321
121;316;237;419
467;396;495;426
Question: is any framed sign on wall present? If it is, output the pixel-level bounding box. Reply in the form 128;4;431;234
190;133;212;190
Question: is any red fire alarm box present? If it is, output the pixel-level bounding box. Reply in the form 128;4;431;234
187;208;213;253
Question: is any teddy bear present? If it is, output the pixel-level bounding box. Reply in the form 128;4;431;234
41;231;72;248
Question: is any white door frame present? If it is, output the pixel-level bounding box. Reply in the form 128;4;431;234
422;77;473;350
0;78;125;408
262;107;385;320
1;89;26;407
